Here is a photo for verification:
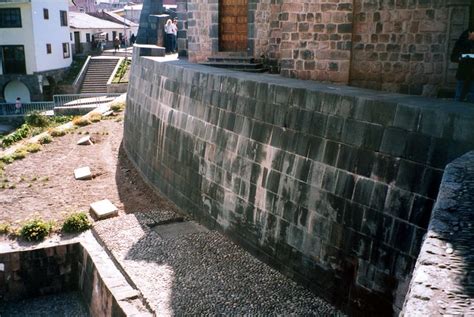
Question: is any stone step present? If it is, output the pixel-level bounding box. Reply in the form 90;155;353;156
200;61;268;73
207;56;255;63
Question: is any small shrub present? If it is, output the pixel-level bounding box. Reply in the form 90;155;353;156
72;116;92;127
88;112;102;123
49;128;66;137
50;115;73;125
11;149;27;160
25;112;50;127
0;223;9;234
1;124;30;148
20;218;53;241
62;213;92;233
38;134;53;144
0;155;14;164
24;143;42;153
110;102;125;112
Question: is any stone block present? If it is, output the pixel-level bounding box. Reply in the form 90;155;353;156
77;136;93;145
74;166;92;180
90;199;118;219
352;177;374;206
384;187;413;220
380;128;408;157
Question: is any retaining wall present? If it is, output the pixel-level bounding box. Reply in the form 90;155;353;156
124;54;474;315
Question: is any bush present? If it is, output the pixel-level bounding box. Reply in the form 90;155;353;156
20;218;53;241
62;212;92;233
1;124;30;148
50;115;73;125
0;223;9;234
72;116;92;127
11;149;27;160
88;112;102;123
110;102;125;112
24;143;42;153
0;155;14;164
25;112;50;127
38;134;53;144
49;128;66;137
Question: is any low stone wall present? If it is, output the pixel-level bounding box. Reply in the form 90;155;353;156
0;234;145;316
124;55;474;314
402;151;474;316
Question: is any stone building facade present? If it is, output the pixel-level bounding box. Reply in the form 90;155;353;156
173;0;472;96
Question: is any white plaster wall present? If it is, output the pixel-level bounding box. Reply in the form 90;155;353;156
31;0;72;72
70;27;129;44
0;2;35;74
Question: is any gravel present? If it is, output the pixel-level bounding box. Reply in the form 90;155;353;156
94;212;345;316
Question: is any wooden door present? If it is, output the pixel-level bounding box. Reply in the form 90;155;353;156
74;32;81;54
219;0;248;52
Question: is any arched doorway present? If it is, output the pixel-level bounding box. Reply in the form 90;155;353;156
4;80;31;103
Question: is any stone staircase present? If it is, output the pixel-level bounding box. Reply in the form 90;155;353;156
80;57;120;94
200;55;268;73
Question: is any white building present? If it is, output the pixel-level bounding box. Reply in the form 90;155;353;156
0;0;72;102
69;11;130;54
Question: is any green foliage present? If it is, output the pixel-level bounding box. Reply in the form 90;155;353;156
110;102;125;112
25;112;50;127
112;59;131;83
0;155;14;164
38;134;53;144
62;213;92;233
1;124;30;148
20;218;53;241
58;56;87;85
50;115;73;125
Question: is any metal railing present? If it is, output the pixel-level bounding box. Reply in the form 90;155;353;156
0;102;55;116
53;93;122;108
0;93;123;117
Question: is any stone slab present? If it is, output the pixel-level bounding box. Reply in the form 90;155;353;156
152;221;208;239
77;136;93;145
90;199;118;219
74;166;92;180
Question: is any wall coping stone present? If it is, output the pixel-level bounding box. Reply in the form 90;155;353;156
402;151;474;316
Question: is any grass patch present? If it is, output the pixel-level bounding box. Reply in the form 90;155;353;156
58;56;88;85
110;101;125;112
38;134;53;144
88;112;102;123
49;128;66;137
0;223;9;234
112;58;131;84
72;116;92;127
24;143;42;153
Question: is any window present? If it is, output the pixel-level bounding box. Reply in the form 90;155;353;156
43;8;49;20
1;45;26;74
86;33;91;42
0;8;22;28
60;10;67;26
46;43;51;54
62;43;70;58
70;33;72;41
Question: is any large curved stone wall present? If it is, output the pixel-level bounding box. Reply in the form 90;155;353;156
124;53;474;314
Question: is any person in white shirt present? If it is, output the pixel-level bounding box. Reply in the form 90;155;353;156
164;19;173;54
171;18;178;53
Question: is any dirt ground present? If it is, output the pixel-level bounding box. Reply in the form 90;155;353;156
0;113;179;235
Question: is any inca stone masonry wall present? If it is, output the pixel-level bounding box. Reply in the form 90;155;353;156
175;0;471;95
124;53;474;315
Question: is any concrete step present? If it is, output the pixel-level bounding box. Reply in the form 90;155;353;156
199;61;268;73
207;56;255;63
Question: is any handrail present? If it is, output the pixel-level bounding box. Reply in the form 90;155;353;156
72;55;92;93
0;102;55;116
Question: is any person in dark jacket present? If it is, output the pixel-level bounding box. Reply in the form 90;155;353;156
451;29;474;102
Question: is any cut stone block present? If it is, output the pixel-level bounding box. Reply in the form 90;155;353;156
90;199;118;219
77;136;93;145
74;166;92;180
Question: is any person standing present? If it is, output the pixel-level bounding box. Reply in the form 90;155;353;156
451;29;474;102
172;18;178;53
130;33;136;46
15;97;22;114
113;36;120;53
164;19;173;54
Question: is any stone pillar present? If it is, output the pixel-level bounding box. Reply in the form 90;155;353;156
176;0;188;56
136;0;164;45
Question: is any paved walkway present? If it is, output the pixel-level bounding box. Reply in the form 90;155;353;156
93;209;344;315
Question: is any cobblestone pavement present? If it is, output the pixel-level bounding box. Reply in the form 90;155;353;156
94;211;344;316
0;292;90;317
403;151;474;315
